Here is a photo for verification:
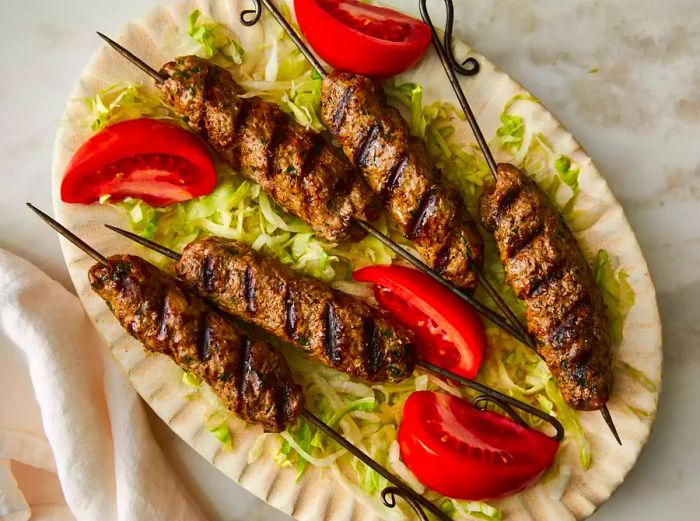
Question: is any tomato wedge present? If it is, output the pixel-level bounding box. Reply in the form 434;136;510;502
353;265;485;379
399;391;559;500
294;0;432;78
61;118;216;206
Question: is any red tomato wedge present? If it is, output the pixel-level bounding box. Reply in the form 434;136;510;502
399;391;559;500
294;0;432;78
61;118;216;206
353;265;485;379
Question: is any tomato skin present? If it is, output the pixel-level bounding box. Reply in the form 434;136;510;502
294;0;432;78
353;265;485;379
61;118;216;206
398;391;559;500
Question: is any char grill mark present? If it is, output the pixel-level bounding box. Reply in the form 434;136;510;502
323;303;342;366
382;154;408;201
201;255;215;291
284;285;298;340
528;261;567;298
408;187;438;240
267;115;289;176
507;224;544;258
547;299;587;349
357;125;380;168
496;186;522;222
156;291;169;341
433;242;453;274
237;336;253;397
362;317;383;376
197;314;213;361
243;267;256;313
331;87;353;131
233;97;251;136
276;382;290;429
300;136;324;180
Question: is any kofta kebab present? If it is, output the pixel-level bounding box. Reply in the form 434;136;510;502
95;0;619;441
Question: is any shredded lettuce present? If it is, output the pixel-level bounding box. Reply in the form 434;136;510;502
495;94;537;155
496;113;525;155
187;9;244;64
182;371;202;388
81;6;641;516
592;249;635;345
452;500;503;521
619;361;656;392
84;83;170;131
554;155;580;194
206;413;233;449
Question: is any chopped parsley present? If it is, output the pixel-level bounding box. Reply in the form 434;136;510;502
111;261;132;280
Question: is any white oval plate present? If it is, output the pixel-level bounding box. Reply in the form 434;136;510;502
51;1;662;520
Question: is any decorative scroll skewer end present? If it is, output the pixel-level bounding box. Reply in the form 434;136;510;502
27;203;108;265
600;405;622;445
302;409;447;520
96;32;167;83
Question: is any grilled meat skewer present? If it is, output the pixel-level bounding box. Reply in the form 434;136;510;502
480;164;612;410
89;254;304;431
159;56;380;243
320;72;484;290
175;237;416;383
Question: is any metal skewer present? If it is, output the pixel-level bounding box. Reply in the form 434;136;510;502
419;0;621;445
95;30;533;348
102;222;564;443
27;204;445;521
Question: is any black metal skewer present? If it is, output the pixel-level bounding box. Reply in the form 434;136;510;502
418;0;621;445
95;30;534;348
102;222;564;443
418;0;498;179
27;203;447;521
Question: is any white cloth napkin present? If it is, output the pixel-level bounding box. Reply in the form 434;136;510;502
0;248;207;521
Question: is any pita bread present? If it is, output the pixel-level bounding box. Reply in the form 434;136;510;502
51;1;662;519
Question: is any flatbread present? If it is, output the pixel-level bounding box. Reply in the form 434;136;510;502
51;0;662;519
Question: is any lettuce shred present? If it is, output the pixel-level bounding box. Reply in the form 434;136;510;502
82;6;642;517
84;83;170;131
205;413;233;449
182;371;202;388
592;249;635;345
188;9;244;64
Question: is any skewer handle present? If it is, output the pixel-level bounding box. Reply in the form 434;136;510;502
418;0;498;179
302;409;449;520
240;0;328;77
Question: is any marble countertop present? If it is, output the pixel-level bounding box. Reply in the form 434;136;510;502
1;0;698;519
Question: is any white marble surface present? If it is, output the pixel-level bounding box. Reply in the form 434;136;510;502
1;0;698;519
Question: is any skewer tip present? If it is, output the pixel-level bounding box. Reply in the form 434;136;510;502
104;224;181;261
27;203;108;265
600;405;622;445
96;31;167;83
